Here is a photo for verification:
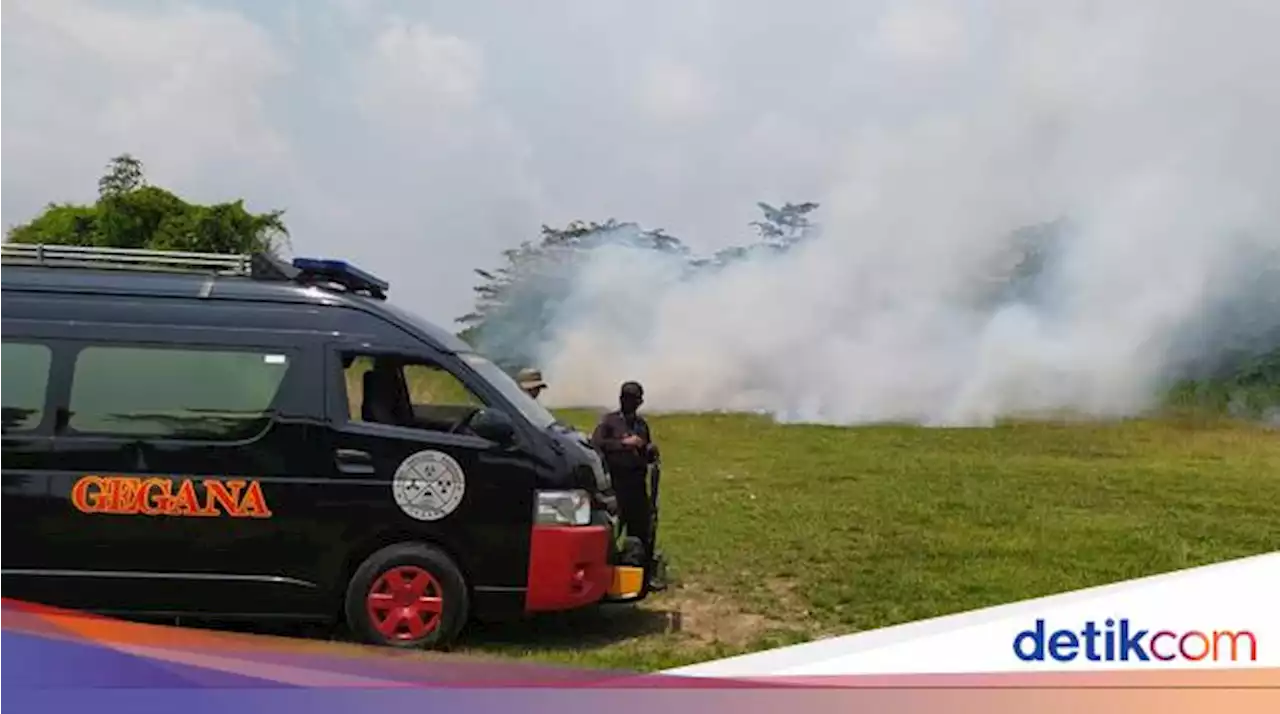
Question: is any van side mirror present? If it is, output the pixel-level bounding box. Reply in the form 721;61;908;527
471;407;516;446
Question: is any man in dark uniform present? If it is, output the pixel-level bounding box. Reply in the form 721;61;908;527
591;381;658;547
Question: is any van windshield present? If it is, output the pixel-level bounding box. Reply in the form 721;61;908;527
460;353;558;430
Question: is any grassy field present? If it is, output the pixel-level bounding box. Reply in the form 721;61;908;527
337;359;1279;671
448;409;1280;671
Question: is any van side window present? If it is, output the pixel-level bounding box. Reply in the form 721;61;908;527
2;342;52;433
68;345;292;440
342;354;485;434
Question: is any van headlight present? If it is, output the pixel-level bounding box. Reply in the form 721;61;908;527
535;490;592;526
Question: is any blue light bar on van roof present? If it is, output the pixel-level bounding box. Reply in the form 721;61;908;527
291;257;390;294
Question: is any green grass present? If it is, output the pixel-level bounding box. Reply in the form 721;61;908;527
451;409;1280;671
338;359;1280;671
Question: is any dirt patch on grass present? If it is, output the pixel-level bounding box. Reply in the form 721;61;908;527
637;578;813;648
763;577;810;613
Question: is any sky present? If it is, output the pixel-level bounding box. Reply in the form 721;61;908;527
5;0;1279;422
3;0;920;326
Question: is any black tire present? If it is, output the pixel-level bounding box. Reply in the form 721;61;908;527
343;542;469;650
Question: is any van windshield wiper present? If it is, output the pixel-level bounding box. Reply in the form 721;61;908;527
545;420;570;432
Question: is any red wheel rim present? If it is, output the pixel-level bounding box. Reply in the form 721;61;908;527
366;565;444;641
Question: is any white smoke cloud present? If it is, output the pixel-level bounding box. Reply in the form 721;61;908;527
532;0;1280;426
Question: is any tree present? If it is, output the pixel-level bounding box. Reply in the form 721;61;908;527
97;153;145;198
457;219;689;369
6;154;289;255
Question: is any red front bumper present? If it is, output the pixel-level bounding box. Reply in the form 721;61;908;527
524;524;613;613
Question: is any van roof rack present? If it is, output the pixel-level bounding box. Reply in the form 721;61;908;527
1;243;256;274
1;244;390;300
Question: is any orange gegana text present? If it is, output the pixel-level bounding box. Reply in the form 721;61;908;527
70;475;273;518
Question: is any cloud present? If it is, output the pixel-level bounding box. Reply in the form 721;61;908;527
355;16;486;135
867;0;969;66
279;12;550;325
634;58;716;125
1;1;546;324
1;0;290;218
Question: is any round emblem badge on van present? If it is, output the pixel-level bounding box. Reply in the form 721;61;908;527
392;450;467;522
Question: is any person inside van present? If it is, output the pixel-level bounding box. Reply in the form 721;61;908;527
591;381;658;547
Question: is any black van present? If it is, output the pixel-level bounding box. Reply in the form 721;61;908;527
0;244;652;649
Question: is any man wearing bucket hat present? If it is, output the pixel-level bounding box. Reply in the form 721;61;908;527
517;367;547;400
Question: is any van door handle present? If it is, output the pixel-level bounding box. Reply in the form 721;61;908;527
335;449;375;476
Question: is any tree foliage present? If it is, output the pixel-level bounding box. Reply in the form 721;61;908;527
6;154;289;255
750;201;819;244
